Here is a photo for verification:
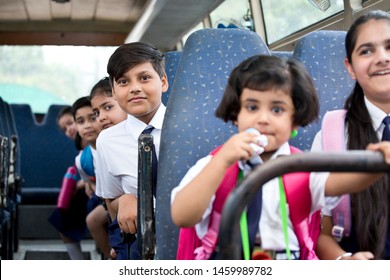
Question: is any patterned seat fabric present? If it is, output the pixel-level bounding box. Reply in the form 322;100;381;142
289;30;354;150
162;50;181;106
155;28;270;259
271;50;293;59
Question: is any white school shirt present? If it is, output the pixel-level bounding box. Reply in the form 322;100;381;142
95;104;165;199
311;96;386;216
171;142;333;251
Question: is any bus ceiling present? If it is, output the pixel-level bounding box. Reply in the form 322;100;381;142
0;0;224;51
0;1;388;51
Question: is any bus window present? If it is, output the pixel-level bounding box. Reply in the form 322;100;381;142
261;0;344;44
0;45;116;114
210;0;254;30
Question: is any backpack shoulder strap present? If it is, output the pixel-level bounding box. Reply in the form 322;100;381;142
210;146;239;212
194;146;239;259
284;146;310;223
322;109;347;151
283;146;318;259
176;227;202;260
321;110;351;240
177;146;239;260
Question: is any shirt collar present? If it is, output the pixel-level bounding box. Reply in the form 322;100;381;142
125;104;166;140
364;96;388;133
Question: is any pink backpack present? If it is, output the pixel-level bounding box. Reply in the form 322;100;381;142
176;146;321;260
321;109;351;242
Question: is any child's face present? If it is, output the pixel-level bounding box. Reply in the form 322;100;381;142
345;19;390;109
74;106;100;145
236;87;297;153
112;62;168;124
91;95;127;130
58;113;77;140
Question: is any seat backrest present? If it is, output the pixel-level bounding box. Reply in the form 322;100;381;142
41;104;67;128
11;104;77;204
0;98;9;138
271;50;293;59
289;30;354;150
1;100;19;173
2;100;21;179
0;98;10;202
10;104;37;133
162;50;181;106
155;28;270;259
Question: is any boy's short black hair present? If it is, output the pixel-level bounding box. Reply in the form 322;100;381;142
216;55;319;127
71;96;91;120
107;42;166;86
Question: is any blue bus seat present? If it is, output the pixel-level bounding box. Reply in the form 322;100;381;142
10;104;37;129
4;102;21;179
0;99;11;200
271;50;293;59
1;99;21;254
163;50;181;106
289;30;354;150
155;28;271;259
0;201;11;259
11;104;77;205
0;130;12;258
41;104;66;128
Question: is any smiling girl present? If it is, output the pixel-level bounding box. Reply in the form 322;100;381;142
313;10;390;260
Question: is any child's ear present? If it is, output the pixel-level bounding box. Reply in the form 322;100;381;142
344;57;356;80
161;74;169;93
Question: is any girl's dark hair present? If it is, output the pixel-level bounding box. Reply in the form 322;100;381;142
71;96;91;120
216;55;319;127
90;77;112;99
345;10;390;63
56;106;72;126
107;42;166;86
343;10;390;259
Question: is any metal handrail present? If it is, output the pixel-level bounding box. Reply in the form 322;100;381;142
137;134;156;260
218;151;390;259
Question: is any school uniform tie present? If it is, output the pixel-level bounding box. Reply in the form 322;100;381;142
382;116;390;141
381;117;390;256
141;126;158;197
241;164;263;256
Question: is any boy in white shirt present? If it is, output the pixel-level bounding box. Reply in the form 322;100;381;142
95;42;168;259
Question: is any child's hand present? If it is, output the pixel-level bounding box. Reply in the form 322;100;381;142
76;179;85;190
367;141;390;164
84;182;94;198
217;130;266;167
109;248;117;260
117;194;138;234
349;251;374;260
338;251;374;260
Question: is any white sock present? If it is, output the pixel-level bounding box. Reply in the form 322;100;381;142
65;242;84;260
